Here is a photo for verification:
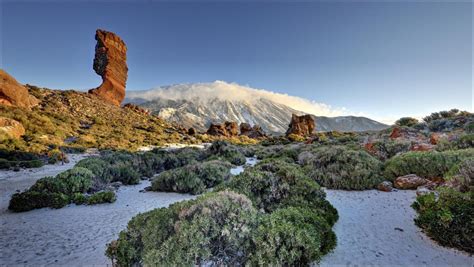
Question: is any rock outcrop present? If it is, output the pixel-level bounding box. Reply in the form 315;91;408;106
394;174;428;190
239;123;266;138
286;114;315;137
89;29;128;106
206;121;239;137
0;117;25;139
0;70;38;109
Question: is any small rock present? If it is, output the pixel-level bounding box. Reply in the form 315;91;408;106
377;181;394;192
416;186;431;196
394;227;404;232
394;174;429;190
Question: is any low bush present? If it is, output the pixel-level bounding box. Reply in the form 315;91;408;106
383;149;474;180
445;158;474;193
207;141;246;165
30;167;93;195
367;139;412;161
249;207;336;266
151;160;232;194
107;191;258;266
395;117;419;127
87;191;116;205
219;158;338;224
9;191;70;212
412;188;473;253
301;146;383;190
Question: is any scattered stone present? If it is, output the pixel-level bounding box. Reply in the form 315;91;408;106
410;143;434;152
394;174;429;190
123;103;150;115
89;29;128;106
0;69;38;109
286;114;315;137
377;181;394;192
0;117;25;139
394;227;404;232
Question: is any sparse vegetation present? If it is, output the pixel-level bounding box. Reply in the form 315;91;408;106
412;188;473;253
151;160;232;194
300;145;384;190
383;149;474;180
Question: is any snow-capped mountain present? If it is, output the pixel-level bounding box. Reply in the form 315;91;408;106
126;81;388;134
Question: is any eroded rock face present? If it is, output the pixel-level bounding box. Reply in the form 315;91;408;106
123;103;150;115
286;114;315;136
206;121;239;137
240;123;266;138
0;70;38;109
89;29;128;106
0;117;25;139
394;174;428;190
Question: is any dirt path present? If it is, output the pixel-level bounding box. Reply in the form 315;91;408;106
319;189;473;266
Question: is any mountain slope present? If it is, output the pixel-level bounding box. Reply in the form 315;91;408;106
126;81;388;134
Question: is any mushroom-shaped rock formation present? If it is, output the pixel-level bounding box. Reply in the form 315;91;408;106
285;114;315;137
0;69;38;109
88;29;128;106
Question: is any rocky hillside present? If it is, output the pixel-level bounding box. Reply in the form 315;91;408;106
0;85;193;155
126;81;388;135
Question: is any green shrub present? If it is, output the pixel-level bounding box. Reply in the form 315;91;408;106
9;192;70;212
9;167;95;212
87;191;116;205
220;158;338;225
72;193;88;205
151;160;232;194
301;146;383;190
412;188;473;253
395;117;419;127
249;207;336;266
445;158;474;192
368;139;412;161
383;149;474;180
30;167;93;194
108;164;141;185
207;141;246;165
107;191;258;266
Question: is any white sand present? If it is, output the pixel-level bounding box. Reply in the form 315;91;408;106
318;189;473;266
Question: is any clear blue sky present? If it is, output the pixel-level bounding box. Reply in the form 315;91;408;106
1;1;472;121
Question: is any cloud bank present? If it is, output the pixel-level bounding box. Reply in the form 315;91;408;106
127;80;349;117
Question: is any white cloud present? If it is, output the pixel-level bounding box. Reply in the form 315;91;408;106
127;80;348;117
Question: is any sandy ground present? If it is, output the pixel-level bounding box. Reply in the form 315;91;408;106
0;154;88;212
1;157;472;266
318;189;473;266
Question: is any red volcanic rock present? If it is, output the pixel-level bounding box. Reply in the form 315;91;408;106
89;29;128;106
394;174;429;190
377;181;394;192
0;117;25;139
206;121;239;137
240;123;266;138
123;103;150;115
286;114;315;137
389;127;402;139
0;70;38;109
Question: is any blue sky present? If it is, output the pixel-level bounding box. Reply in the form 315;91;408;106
1;1;472;122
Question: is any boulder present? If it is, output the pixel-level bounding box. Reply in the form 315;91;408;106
0;117;25;139
0;69;38;109
377;181;394;192
188;127;196;135
394;174;429;190
286;114;315;137
89;29;128;106
240;123;266;138
206;121;239;137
